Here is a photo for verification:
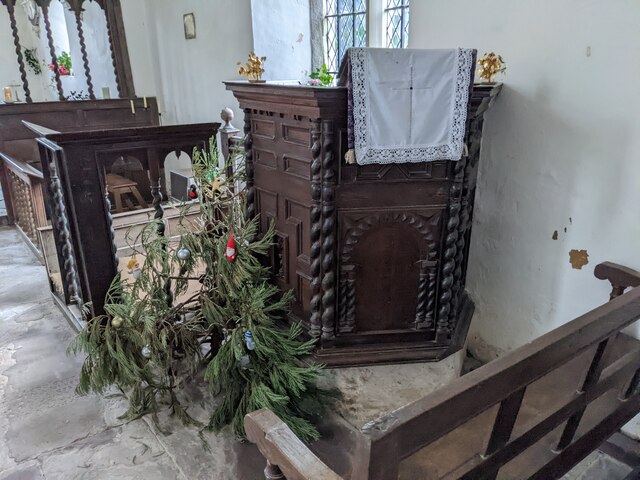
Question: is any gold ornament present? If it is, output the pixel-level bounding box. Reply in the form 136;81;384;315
111;316;123;328
210;176;225;192
237;52;267;82
477;52;506;83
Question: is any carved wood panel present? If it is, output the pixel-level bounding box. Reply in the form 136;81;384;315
250;111;316;321
337;210;441;339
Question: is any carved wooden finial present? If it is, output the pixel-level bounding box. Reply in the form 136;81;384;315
220;107;237;133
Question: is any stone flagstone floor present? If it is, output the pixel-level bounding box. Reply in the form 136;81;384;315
0;227;268;479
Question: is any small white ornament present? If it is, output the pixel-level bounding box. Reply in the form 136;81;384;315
177;247;191;261
141;345;152;358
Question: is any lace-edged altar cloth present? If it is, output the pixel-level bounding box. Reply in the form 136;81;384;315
338;48;475;165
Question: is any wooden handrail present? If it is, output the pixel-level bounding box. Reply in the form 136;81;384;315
0;152;44;183
245;409;343;480
595;261;640;299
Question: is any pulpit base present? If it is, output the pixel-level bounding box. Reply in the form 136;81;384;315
310;294;474;368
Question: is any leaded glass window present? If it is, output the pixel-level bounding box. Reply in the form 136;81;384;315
325;0;367;74
385;0;409;48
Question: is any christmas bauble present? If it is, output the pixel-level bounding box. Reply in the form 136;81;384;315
111;316;123;328
132;267;142;280
177;247;191;261
141;345;152;358
244;330;256;350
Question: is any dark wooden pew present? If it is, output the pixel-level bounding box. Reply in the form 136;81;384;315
245;262;640;479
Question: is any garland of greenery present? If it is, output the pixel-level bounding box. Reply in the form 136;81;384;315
23;47;42;75
69;139;330;442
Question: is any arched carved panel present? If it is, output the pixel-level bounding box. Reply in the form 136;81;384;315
338;211;441;335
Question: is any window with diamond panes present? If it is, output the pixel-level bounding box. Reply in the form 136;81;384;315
325;0;367;74
385;0;409;48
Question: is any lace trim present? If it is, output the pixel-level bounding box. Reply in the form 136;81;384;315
351;48;473;164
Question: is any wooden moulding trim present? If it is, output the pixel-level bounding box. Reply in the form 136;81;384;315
363;285;640;454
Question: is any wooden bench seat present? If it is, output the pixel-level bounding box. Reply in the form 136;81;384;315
245;262;640;480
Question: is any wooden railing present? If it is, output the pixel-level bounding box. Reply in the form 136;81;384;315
0;152;47;253
246;262;640;479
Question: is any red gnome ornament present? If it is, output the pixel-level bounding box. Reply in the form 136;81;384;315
188;184;198;199
225;231;236;262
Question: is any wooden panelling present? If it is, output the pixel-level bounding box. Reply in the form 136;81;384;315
283;154;312;180
254;149;277;169
282;123;311;146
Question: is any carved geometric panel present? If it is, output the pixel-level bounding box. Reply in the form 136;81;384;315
254;149;277;169
283;154;311;180
252;119;276;139
282;124;311;147
285;198;310;257
255;188;278;232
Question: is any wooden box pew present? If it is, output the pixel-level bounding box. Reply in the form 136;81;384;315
245;261;640;480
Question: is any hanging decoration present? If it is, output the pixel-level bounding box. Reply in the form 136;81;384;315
244;330;256;350
225;231;236;262
177;247;191;261
127;257;142;280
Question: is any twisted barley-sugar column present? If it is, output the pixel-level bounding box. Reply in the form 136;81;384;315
39;1;65;101
71;3;96;99
414;262;429;328
437;161;464;341
309;119;323;338
5;0;32;102
49;158;81;304
243;109;256;219
449;157;469;327
101;3;123;97
320;120;336;340
103;176;119;276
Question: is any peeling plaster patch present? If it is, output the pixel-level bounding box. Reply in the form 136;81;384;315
296;33;304;43
552;230;558;240
569;249;589;269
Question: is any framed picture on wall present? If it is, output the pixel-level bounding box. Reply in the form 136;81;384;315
183;13;196;40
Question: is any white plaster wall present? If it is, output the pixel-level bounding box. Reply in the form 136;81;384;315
250;0;311;80
119;0;160;99
0;5;49;102
409;1;640;360
138;0;254;126
78;2;118;99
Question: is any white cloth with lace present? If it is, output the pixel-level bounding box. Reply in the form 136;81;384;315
349;48;474;165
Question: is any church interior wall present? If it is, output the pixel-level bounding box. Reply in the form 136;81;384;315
410;0;640;361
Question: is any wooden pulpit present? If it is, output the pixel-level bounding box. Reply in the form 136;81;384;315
226;81;501;367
